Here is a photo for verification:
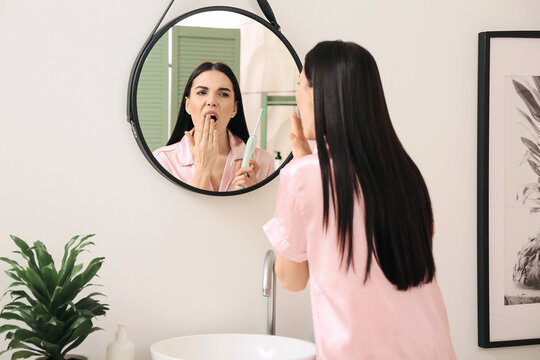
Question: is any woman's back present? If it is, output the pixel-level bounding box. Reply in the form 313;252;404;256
264;40;455;359
265;153;455;359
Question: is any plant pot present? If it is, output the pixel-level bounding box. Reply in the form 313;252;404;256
37;356;87;360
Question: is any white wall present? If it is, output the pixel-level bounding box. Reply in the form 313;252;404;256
2;0;540;359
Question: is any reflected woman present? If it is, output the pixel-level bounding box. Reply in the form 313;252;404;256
153;62;274;191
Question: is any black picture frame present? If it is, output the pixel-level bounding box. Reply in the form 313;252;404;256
127;5;302;196
478;31;540;348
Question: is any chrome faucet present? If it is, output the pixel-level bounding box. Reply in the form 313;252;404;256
262;249;276;335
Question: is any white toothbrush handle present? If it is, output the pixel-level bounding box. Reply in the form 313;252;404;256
236;135;256;189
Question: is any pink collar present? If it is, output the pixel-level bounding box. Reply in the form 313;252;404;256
176;129;245;166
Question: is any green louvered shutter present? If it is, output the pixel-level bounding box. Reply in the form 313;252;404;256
137;32;169;152
171;26;240;128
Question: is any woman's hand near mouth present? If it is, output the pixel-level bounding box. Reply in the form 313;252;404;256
185;114;220;190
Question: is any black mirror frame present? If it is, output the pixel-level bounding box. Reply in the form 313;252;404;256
127;5;302;196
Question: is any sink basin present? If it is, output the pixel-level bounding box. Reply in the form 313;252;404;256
150;333;316;360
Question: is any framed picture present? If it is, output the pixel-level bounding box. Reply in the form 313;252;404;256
478;31;540;348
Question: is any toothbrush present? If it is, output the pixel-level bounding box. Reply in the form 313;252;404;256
236;109;265;189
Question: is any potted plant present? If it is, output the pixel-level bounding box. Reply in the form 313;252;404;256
0;234;108;359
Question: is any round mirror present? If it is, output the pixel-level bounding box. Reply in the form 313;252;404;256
128;6;301;195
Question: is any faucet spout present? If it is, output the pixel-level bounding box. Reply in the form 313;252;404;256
262;249;276;335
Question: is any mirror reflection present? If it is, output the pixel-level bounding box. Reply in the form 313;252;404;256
136;10;300;192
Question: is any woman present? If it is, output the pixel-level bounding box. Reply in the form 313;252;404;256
153;62;274;191
263;41;456;359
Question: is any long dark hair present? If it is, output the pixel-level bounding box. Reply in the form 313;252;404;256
305;41;435;290
167;62;250;145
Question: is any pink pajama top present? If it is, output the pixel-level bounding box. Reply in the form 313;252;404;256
263;153;456;360
152;130;274;191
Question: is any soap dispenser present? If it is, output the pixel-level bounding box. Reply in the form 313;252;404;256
106;325;134;360
274;151;283;169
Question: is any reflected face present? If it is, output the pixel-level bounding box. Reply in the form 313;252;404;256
296;70;315;140
185;70;238;132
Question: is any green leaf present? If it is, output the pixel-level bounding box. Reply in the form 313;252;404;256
41;263;58;295
66;300;76;313
80;234;96;242
81;257;104;285
0;325;20;334
57;249;80;288
3;301;30;311
7;339;48;357
32;303;49;320
37;339;60;355
78;295;107;308
62;326;101;357
10;350;41;359
48;286;65;315
82;283;104;290
24;268;50;301
70;264;83;278
57;275;84;305
15;308;35;328
0;257;22;271
10;332;55;355
8;291;36;307
7;267;27;285
42;315;65;343
9;236;38;271
79;241;95;250
9;236;30;253
7;281;26;289
90;304;108;316
75;298;105;309
59;316;88;341
57;235;92;287
72;298;100;315
33;241;55;269
43;314;61;326
0;349;12;356
78;309;94;318
0;312;25;322
4;271;22;284
59;318;91;347
60;235;80;266
11;328;40;342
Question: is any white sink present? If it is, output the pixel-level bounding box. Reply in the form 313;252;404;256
150;333;316;360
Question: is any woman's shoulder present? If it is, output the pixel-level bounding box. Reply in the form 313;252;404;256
281;153;320;179
152;142;181;157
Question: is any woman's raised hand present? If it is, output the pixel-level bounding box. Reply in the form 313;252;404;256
289;111;312;158
233;159;260;188
185;114;219;172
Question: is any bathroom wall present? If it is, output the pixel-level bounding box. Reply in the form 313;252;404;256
2;0;540;359
239;20;298;157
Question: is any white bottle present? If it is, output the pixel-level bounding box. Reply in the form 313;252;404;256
106;325;135;360
274;151;283;169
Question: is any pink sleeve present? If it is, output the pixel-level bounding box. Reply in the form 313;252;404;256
263;167;307;262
